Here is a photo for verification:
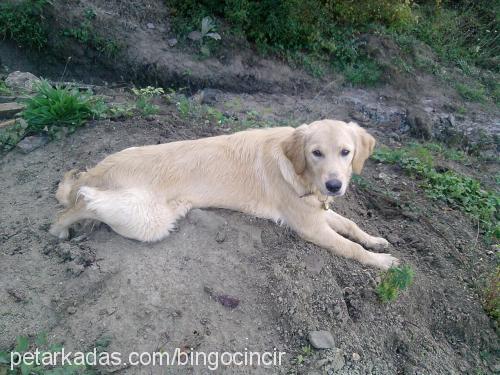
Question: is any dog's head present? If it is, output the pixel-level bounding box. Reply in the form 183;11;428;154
281;119;375;196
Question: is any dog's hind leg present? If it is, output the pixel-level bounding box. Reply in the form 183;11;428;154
75;186;190;242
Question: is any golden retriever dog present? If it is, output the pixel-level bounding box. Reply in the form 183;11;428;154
50;119;399;269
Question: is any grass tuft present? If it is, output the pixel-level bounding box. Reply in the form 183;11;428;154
377;265;414;302
21;80;106;139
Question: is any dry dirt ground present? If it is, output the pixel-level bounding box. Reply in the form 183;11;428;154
1;90;498;374
1;0;499;373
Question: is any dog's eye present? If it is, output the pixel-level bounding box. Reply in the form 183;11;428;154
341;149;350;156
312;150;323;157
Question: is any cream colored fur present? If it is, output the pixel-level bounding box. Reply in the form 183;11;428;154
50;119;399;269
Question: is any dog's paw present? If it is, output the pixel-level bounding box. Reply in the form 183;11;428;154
49;225;69;240
366;237;390;251
372;253;399;270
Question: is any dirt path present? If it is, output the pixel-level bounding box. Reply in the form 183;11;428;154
1;105;498;373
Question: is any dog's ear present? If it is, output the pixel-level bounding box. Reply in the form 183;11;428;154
351;122;376;174
282;125;307;175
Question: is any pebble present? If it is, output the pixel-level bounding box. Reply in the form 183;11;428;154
147;23;155;29
188;31;202;41
352;352;361;361
67;306;77;314
167;38;178;47
308;330;335;349
16;135;48;153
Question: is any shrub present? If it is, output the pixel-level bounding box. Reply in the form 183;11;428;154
0;0;50;50
377;265;414;302
22;80;106;139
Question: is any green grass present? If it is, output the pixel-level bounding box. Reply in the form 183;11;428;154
376;265;414;302
21;80;106;139
372;145;500;240
0;80;13;96
456;83;487;103
63;8;122;58
1;333;98;374
0;0;50;50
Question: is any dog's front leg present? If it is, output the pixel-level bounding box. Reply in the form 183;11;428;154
287;211;398;270
325;211;389;251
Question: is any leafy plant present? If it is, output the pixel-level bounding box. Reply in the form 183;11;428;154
192;16;221;57
0;119;30;151
0;0;50;50
373;145;500;240
0;80;12;96
377;265;414;302
131;86;164;116
0;333;94;375
21;80;106;139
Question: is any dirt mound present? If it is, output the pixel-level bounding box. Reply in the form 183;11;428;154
1;111;497;373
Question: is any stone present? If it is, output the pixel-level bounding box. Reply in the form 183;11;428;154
200;88;221;105
167;38;178;47
5;71;41;92
0;102;24;118
406;106;433;139
16;135;49;153
147;22;155;29
188;31;202;41
308;330;335;349
352;352;361;361
326;349;345;372
0;119;16;128
67;306;77;314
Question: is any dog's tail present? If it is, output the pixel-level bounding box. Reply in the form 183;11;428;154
55;169;80;206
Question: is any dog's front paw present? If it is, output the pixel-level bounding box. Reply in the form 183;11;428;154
49;225;69;240
366;237;389;251
372;253;399;270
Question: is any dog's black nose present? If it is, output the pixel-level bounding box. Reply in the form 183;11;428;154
325;179;342;193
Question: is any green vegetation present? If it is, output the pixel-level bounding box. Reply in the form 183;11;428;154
456;83;487;103
63;8;121;58
131;86;165;116
0;333;96;374
0;80;13;96
372;144;499;240
21;80;106;139
483;263;499;324
168;0;498;89
0;0;50;50
377;265;414;302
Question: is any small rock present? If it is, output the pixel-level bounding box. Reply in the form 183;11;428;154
7;288;26;302
147;22;155;29
5;71;41;92
0;102;25;118
188;31;202;41
308;330;335;349
16;135;49;153
67;306;77;315
352;352;361;361
200;88;221;105
327;349;345;371
215;230;226;243
406;106;433;139
387;234;403;245
0;119;16;129
167;38;178;47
